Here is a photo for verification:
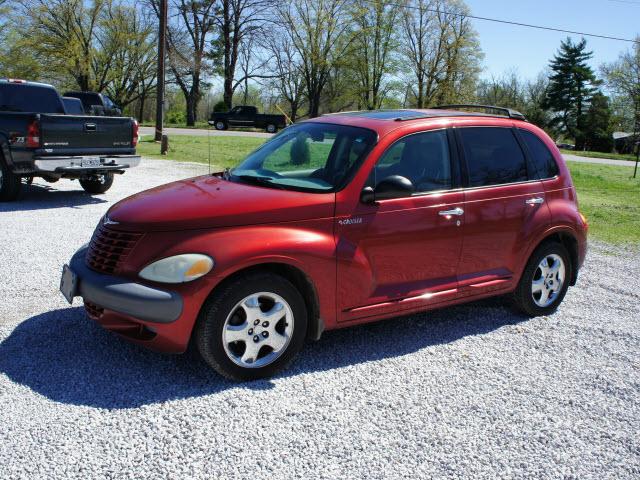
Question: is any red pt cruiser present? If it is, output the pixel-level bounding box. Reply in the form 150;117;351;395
61;106;588;380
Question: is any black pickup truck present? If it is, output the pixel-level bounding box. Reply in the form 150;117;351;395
0;79;140;201
208;105;286;133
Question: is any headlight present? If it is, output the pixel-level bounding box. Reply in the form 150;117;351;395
139;254;214;283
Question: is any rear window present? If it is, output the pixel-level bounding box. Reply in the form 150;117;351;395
0;84;64;113
519;129;559;179
458;127;528;187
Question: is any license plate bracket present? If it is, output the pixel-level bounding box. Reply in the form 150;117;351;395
60;264;78;304
81;157;101;168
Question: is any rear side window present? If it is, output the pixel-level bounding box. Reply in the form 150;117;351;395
0;84;64;113
519;129;559;179
459;127;527;187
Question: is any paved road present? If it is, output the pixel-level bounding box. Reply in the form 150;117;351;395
563;153;637;167
0;159;638;478
140;126;273;139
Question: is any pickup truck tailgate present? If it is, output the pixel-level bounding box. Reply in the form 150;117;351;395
39;114;135;155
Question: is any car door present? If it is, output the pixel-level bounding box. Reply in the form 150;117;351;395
455;126;551;296
336;128;465;322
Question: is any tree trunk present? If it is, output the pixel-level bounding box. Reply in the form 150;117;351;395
223;77;233;110
138;93;146;122
309;90;321;118
186;94;197;126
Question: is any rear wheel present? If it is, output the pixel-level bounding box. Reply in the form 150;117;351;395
512;242;571;317
195;272;307;381
0;155;21;201
79;173;114;194
265;123;277;134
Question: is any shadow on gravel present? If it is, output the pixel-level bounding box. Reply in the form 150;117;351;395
0;183;107;212
0;301;527;409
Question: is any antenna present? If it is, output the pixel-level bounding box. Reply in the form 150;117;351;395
208;121;211;175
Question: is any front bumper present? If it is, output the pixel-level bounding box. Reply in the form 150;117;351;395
34;155;141;175
66;246;183;323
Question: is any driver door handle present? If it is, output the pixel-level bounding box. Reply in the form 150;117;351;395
525;197;545;205
438;207;464;217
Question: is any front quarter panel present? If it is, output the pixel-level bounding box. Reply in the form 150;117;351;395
120;218;337;345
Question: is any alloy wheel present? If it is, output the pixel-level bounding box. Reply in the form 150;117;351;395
222;292;294;368
531;253;565;308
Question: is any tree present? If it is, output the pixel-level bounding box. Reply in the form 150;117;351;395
349;0;399;110
400;0;481;108
602;38;640;144
18;0;104;90
262;26;305;121
582;92;613;152
210;0;270;110
94;2;157;110
544;37;599;149
277;0;353;118
150;0;216;126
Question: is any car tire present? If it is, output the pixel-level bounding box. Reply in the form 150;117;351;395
0;154;21;202
79;173;114;194
511;241;572;317
266;123;277;133
214;121;227;131
195;272;308;381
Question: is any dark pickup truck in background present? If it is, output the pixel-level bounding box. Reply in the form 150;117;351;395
0;79;140;201
209;105;286;133
63;90;122;116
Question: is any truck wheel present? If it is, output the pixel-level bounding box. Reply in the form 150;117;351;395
80;173;114;194
266;123;277;133
195;272;308;381
0;155;21;201
214;121;227;131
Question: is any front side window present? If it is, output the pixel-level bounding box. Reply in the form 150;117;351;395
519;129;559;179
231;122;376;192
459;127;527;187
371;129;452;194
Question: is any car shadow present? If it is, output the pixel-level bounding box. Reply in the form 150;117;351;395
0;301;528;409
0;182;107;212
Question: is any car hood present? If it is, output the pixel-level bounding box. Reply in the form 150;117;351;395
107;175;335;231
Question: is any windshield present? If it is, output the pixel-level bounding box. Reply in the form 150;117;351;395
231;122;376;192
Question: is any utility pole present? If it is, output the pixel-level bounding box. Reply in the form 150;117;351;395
154;0;167;142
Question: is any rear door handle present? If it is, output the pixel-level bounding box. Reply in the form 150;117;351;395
525;197;544;205
84;123;97;132
438;207;464;216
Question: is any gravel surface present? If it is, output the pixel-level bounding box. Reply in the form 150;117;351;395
1;159;639;479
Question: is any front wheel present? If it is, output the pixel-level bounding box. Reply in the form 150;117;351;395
79;173;114;194
511;242;571;317
214;120;227;131
195;272;307;381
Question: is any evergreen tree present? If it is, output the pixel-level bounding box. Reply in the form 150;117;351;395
544;37;599;149
583;92;614;152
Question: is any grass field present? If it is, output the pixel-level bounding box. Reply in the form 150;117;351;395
138;135;640;245
567;163;640;245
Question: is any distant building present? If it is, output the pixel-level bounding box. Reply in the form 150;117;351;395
613;131;639;154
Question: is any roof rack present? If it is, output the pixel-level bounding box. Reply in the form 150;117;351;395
432;104;527;122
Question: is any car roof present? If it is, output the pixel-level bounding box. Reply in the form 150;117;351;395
0;79;56;89
303;108;527;136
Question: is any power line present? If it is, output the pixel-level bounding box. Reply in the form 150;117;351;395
362;0;640;44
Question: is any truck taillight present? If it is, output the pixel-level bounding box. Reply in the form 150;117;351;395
26;120;40;148
132;120;139;147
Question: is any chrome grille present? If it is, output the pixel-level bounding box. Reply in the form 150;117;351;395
85;224;141;275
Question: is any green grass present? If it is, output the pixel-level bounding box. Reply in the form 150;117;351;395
568;162;640;244
138;135;640;245
561;149;638;162
136;135;266;169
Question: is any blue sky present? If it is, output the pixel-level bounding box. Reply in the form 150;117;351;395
464;0;639;80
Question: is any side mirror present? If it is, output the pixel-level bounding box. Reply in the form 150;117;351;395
360;186;375;204
374;175;415;200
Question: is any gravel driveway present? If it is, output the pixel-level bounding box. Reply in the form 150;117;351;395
0;159;638;479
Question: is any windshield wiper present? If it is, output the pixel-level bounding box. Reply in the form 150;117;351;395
232;174;286;189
